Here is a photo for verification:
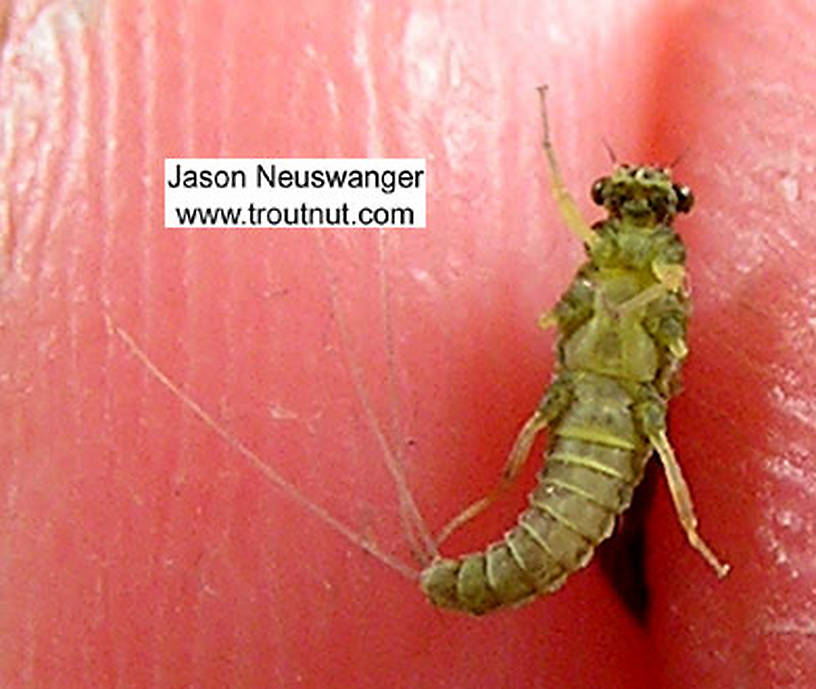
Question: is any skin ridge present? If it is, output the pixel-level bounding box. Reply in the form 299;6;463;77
420;166;697;615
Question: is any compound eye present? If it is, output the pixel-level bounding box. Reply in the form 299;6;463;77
674;184;694;213
591;178;606;205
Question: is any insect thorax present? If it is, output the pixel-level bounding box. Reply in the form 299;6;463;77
555;218;689;389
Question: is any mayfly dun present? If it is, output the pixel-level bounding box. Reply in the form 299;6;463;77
419;86;730;615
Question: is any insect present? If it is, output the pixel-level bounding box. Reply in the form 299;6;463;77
419;86;730;615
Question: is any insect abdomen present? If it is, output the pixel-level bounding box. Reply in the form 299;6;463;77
420;374;649;615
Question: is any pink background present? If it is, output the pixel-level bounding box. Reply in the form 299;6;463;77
2;1;815;687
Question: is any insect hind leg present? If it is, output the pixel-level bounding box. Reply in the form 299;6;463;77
434;410;550;546
650;430;730;578
635;397;730;578
537;85;597;247
435;375;573;547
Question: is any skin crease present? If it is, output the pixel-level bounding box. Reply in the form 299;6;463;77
1;2;814;689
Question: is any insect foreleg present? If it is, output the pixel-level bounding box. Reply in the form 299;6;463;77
651;261;685;291
635;398;731;578
540;278;595;335
435;376;573;546
614;283;673;317
538;308;559;331
537;86;597;247
614;264;687;318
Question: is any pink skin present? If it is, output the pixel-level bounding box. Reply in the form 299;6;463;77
1;1;813;687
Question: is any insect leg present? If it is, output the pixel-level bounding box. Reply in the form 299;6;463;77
537;85;597;247
651;261;686;291
540;277;595;336
614;284;671;317
537;309;559;331
651;431;730;578
434;411;549;546
635;397;730;578
435;376;573;546
615;264;686;318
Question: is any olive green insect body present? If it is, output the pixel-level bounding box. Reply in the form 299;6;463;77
419;88;729;615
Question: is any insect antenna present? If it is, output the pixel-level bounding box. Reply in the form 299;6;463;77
601;137;617;165
667;146;690;170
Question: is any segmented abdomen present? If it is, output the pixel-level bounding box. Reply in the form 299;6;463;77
420;374;650;615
